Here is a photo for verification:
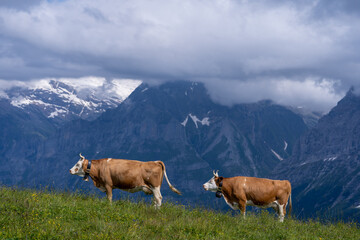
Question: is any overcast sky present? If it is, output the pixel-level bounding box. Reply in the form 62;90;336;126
1;0;360;111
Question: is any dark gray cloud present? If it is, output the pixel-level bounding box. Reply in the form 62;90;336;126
0;0;43;10
0;0;360;111
312;0;360;17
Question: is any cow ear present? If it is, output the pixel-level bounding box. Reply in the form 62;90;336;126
216;177;223;183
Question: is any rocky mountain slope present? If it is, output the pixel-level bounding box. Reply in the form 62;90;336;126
0;99;56;185
274;88;360;220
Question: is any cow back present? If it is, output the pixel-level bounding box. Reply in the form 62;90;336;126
95;159;163;190
227;177;291;205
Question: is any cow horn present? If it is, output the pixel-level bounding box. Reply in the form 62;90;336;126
215;170;219;177
213;170;219;177
79;153;85;159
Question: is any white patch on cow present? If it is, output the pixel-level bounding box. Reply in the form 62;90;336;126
203;177;218;192
69;158;86;177
107;158;112;162
271;149;284;161
151;186;163;209
279;204;285;222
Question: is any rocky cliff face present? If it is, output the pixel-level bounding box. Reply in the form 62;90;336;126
0;99;56;185
274;88;360;220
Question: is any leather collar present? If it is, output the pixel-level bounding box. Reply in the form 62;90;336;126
216;181;223;198
85;159;91;173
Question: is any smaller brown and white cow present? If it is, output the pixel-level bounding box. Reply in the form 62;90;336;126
70;154;181;208
203;171;292;222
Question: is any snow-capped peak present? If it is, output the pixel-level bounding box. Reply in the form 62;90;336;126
1;77;142;122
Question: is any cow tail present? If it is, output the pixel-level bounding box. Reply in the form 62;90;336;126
288;193;292;216
156;161;181;195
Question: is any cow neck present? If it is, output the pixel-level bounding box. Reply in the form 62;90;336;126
85;159;92;173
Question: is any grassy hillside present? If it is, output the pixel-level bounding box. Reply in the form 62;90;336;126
1;187;359;239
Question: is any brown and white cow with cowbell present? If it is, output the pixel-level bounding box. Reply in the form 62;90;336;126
70;154;181;208
203;171;292;222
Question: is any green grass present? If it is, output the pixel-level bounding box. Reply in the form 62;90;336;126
0;187;359;239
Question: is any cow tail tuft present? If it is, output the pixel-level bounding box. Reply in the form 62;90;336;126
157;161;182;195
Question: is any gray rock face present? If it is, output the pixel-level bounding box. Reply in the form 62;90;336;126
274;88;360;220
0;99;56;185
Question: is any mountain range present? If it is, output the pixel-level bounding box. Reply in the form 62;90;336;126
0;79;359;220
274;87;360;220
1;77;141;124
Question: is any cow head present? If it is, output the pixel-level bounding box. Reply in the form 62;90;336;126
203;170;223;192
69;153;86;177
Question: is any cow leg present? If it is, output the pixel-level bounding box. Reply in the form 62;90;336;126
278;204;285;222
239;200;246;219
105;185;113;203
272;204;280;215
151;186;163;209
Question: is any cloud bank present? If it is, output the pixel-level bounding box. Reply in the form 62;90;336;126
0;0;360;111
